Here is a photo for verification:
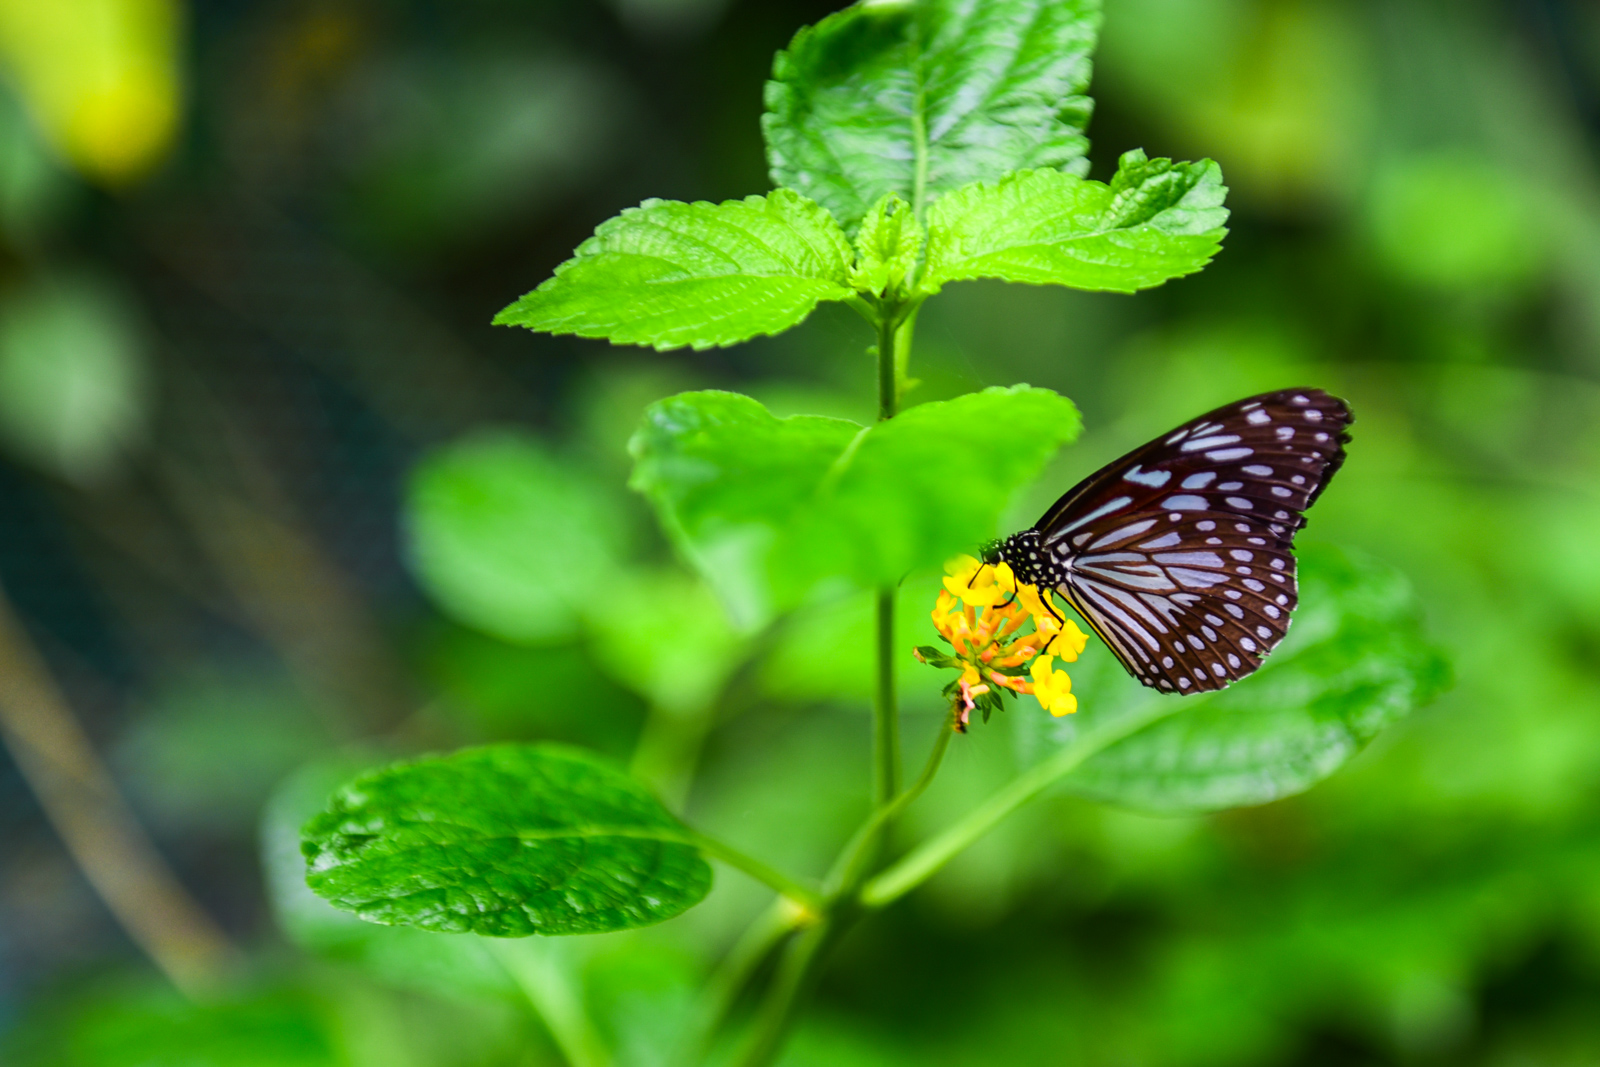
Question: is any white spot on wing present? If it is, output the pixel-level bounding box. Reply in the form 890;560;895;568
1138;532;1182;549
1246;409;1271;424
1056;496;1134;535
1154;551;1224;567
1122;464;1171;488
1181;472;1217;489
1160;495;1209;511
1181;434;1242;452
1226;497;1253;509
1208;448;1255;461
1090;519;1159;549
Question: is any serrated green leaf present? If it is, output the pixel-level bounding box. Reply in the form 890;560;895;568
405;432;623;644
302;744;712;937
628;385;1081;620
1016;546;1451;813
493;189;855;350
920;150;1229;294
849;192;923;297
765;0;1100;230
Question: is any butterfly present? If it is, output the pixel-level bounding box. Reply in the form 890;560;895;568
983;389;1353;694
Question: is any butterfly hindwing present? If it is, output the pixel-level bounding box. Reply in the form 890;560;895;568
1024;389;1351;694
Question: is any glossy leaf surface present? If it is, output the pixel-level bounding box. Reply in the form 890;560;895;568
494;190;854;350
302;744;711;936
921;151;1229;294
765;0;1100;229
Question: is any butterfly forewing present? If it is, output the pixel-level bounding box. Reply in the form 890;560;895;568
1031;389;1351;694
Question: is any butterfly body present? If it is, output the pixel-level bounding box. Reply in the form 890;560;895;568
985;389;1353;694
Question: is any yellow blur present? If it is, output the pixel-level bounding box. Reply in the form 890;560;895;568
0;0;182;184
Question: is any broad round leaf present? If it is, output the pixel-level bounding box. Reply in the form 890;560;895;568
302;744;712;937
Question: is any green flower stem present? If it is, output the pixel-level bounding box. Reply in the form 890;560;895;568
825;713;955;899
690;831;825;913
630;698;715;813
872;302;903;809
692;898;810;1064
873;586;900;807
734;917;834;1067
491;939;611;1067
860;701;1184;909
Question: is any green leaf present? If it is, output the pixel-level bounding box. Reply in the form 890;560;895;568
405;432;623;644
582;566;749;715
1016;545;1451;814
493;189;855;351
263;758;520;999
764;0;1100;230
848;192;923;297
629;385;1081;621
0;272;147;484
301;744;712;936
920;150;1229;294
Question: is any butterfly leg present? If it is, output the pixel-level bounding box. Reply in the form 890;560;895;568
1040;592;1066;654
996;570;1020;610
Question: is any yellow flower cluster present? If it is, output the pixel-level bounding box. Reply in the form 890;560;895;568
918;555;1089;729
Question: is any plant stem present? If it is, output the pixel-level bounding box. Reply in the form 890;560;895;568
0;582;236;999
876;305;900;423
860;703;1185;908
691;832;825;913
872;588;900;809
692;899;810;1065
733;918;833;1067
825;713;954;899
873;305;902;811
491;939;611;1067
630;698;715;813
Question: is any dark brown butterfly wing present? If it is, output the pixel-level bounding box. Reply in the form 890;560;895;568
1037;389;1352;693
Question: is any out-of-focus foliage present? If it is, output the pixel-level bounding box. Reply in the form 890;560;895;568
4;0;1600;1065
0;272;147;483
406;432;625;645
0;0;181;183
630;386;1080;617
1020;545;1450;813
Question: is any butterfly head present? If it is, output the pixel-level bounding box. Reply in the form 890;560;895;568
984;529;1050;588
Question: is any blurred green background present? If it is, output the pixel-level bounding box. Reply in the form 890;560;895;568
1;0;1599;1064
